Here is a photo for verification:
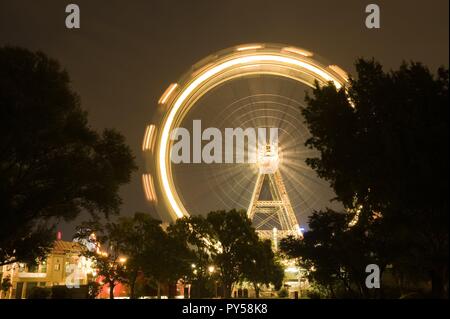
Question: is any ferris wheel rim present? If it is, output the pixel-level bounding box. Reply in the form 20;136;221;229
147;43;349;221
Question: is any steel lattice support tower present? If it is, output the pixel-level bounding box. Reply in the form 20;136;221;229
247;144;303;245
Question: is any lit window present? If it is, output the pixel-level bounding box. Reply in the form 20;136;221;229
40;262;47;273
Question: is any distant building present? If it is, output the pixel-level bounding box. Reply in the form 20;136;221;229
0;240;93;299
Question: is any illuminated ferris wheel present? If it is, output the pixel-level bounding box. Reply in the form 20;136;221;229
142;43;349;240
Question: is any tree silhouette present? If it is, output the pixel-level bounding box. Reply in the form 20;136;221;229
291;59;448;297
170;209;280;298
0;47;137;266
75;221;128;299
241;239;284;298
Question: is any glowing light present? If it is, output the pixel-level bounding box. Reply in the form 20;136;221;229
158;83;178;104
285;266;299;273
142;174;157;202
294;224;304;237
272;227;279;250
142;124;156;152
208;266;215;273
373;211;382;219
282;46;313;57
236;44;263;51
348;204;363;227
155;46;348;220
258;143;279;174
329;65;349;82
119;257;127;264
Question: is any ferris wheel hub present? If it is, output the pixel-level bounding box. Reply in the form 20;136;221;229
258;143;280;174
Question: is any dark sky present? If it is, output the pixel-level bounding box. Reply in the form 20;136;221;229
0;0;448;239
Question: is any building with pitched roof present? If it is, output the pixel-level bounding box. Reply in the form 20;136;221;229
0;238;93;299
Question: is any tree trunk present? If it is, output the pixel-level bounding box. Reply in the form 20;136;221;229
224;282;232;298
431;268;445;298
396;272;405;296
328;284;336;299
129;271;137;299
168;282;175;299
359;282;369;298
157;282;161;299
378;268;385;299
109;283;115;299
129;282;135;299
253;283;260;298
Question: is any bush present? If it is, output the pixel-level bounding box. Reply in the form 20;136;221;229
306;290;322;299
51;285;69;299
1;277;12;296
51;285;89;299
277;288;289;298
28;287;51;299
87;282;101;299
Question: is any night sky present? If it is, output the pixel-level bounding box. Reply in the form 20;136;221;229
1;0;448;239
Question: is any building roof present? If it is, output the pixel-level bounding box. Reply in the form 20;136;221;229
52;240;83;254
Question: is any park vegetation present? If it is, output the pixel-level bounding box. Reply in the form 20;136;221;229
75;210;284;299
0;47;447;299
0;46;137;267
280;59;448;299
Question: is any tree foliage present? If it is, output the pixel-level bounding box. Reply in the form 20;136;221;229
141;222;193;298
241;239;284;298
75;212;193;299
75;221;128;299
281;210;383;298
283;59;448;298
0;46;137;266
170;209;284;298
